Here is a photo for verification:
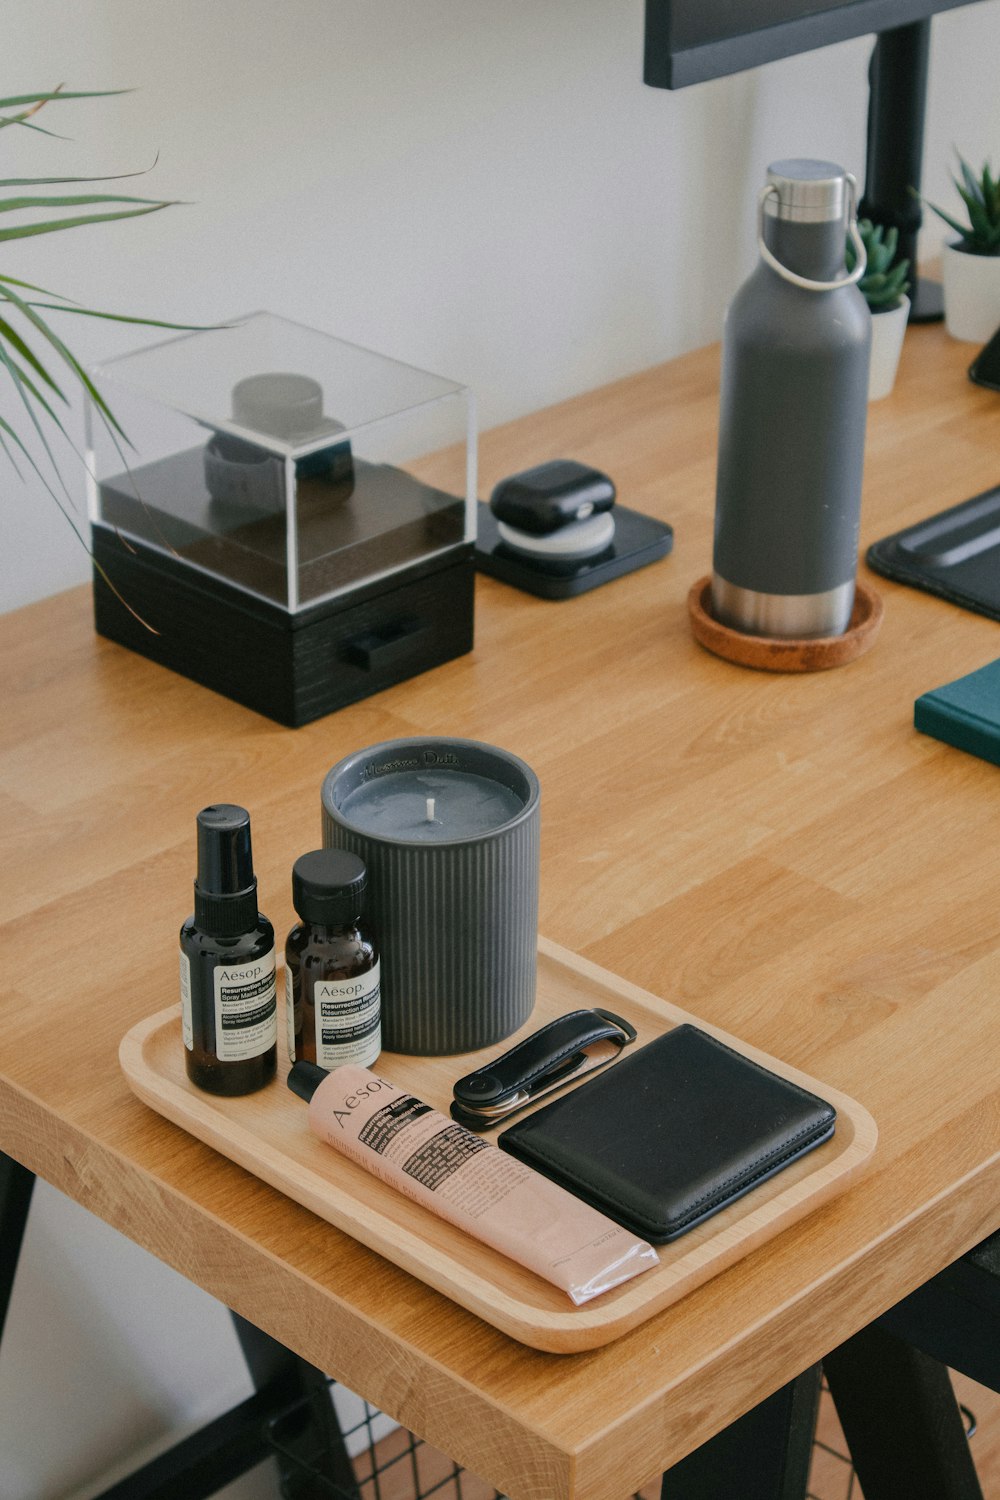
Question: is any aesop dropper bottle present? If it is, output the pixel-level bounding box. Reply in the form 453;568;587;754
180;804;277;1095
285;849;380;1070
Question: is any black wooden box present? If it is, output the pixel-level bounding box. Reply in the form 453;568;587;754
91;454;474;727
86;315;476;726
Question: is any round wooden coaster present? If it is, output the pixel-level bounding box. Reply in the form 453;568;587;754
687;576;883;672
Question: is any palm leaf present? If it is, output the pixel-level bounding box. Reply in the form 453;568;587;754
0;313;67;401
0;81;217;615
0;90;129;108
0;396;157;632
0;159;160;188
0;339;77;509
26;301;215;332
0;421;26;478
0;200;173;243
0;270;81;299
0;320;158;631
0;117;69;139
1;353;64;426
0;276;128;436
0;193;170;213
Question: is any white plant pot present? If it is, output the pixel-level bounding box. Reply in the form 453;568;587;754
867;296;909;401
942;241;1000;343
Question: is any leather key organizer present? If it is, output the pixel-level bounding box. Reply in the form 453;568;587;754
498;1024;836;1243
451;1008;636;1129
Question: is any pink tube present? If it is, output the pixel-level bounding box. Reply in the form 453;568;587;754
296;1063;659;1305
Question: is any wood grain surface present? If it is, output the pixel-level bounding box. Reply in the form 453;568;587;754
3;322;1000;1498
119;939;876;1351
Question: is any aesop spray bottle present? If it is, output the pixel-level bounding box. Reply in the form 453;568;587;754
180;804;277;1095
712;159;871;638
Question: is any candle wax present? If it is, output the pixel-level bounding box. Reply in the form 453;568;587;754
339;770;524;842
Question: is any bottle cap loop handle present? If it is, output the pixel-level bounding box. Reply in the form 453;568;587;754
757;175;866;292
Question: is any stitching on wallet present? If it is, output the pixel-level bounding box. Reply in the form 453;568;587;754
667;1116;834;1229
516;1114;832;1235
510;1029;835;1235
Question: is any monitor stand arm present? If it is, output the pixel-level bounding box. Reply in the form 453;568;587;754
859;18;943;323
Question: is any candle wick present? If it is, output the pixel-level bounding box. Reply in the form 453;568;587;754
425;797;436;823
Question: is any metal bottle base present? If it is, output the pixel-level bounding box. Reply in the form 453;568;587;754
711;573;855;639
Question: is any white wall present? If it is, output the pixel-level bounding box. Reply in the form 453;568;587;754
3;1;999;1494
4;0;998;619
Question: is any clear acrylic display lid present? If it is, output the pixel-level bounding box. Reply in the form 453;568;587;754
92;312;468;456
86;313;475;612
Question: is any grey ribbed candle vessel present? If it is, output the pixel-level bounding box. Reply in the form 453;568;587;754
321;738;540;1055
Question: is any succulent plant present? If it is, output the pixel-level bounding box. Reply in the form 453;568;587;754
924;154;1000;256
845;219;911;312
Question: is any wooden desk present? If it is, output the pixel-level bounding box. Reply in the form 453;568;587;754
2;323;1000;1499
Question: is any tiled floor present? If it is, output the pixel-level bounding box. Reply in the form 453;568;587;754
806;1386;864;1500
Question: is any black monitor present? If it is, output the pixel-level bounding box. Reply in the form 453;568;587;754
643;0;987;321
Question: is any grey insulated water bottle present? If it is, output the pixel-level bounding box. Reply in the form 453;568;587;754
711;159;872;638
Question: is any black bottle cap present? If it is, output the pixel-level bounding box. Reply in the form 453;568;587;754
193;803;261;937
288;1060;329;1103
197;804;254;892
292;849;367;927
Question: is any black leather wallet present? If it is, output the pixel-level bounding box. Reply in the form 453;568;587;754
498;1024;836;1242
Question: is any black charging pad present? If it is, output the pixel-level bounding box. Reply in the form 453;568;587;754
475;503;673;600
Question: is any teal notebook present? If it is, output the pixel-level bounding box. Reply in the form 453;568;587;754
915;657;1000;767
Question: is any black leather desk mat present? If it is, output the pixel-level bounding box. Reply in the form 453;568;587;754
867;483;1000;622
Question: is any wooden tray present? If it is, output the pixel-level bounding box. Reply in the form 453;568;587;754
119;938;877;1352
